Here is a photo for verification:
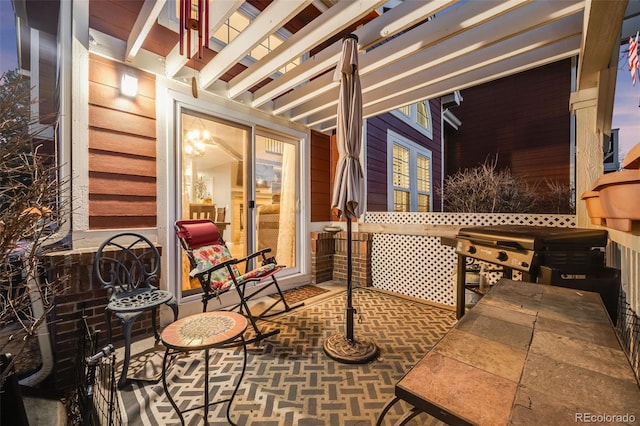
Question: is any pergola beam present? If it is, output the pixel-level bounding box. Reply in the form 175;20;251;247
315;36;581;130
125;0;166;62
291;1;583;126
274;0;578;121
253;0;458;108
199;0;314;89
226;0;385;98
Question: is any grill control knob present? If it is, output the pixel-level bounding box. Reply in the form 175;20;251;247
496;251;508;261
467;245;477;254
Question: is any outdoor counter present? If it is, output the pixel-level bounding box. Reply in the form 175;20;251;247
377;279;640;425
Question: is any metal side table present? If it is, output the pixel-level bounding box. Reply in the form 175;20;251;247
161;311;248;425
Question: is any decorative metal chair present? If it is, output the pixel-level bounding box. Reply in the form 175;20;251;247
94;233;178;388
175;219;301;343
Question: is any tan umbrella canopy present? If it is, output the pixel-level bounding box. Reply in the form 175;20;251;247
324;34;378;364
331;34;363;221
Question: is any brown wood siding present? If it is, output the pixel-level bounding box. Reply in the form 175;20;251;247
445;59;572;190
310;130;332;222
88;129;156;157
366;101;443;212
88;54;157;229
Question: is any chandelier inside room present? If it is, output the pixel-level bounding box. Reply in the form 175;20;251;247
184;118;214;157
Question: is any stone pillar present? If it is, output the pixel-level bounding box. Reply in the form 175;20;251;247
333;231;372;287
310;232;335;284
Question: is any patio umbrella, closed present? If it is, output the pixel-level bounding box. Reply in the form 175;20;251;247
323;34;379;364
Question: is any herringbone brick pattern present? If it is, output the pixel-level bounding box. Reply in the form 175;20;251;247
118;288;456;425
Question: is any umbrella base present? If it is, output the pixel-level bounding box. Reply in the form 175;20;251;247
323;333;379;364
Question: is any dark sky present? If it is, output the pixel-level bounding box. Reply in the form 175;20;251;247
0;0;18;74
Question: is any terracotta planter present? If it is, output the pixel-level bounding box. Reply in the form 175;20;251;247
580;190;606;226
622;142;640;170
592;170;640;232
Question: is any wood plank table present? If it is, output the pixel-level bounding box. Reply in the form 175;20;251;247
377;279;640;425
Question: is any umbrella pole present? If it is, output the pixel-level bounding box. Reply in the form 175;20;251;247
323;218;379;364
346;218;355;342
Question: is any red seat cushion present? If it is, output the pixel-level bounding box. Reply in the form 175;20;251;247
176;220;221;249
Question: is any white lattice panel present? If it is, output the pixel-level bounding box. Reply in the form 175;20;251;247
365;212;576;227
366;213;577;305
371;233;459;304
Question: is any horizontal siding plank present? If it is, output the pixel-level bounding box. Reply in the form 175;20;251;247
311;200;331;210
90;216;157;229
89;196;156;216
89;151;156;177
89;80;156;119
311;149;330;161
89;173;156;197
311;175;331;186
89;128;156;158
89;105;156;139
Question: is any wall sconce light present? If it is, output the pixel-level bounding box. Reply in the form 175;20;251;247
121;73;138;97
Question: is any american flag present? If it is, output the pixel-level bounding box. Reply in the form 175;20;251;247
630;31;639;86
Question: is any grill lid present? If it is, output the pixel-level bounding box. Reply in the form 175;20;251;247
456;225;608;251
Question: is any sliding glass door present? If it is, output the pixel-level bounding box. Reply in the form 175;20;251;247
177;110;299;298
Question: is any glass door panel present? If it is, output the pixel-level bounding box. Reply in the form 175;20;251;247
179;110;249;296
255;132;298;270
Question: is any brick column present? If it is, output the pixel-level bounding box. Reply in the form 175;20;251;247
333;231;372;287
310;232;335;284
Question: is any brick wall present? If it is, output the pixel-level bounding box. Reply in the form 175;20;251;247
332;231;372;287
310;232;335;284
43;247;157;394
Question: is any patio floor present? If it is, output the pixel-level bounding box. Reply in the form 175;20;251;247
115;282;457;425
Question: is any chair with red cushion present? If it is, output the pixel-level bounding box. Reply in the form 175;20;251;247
175;219;301;343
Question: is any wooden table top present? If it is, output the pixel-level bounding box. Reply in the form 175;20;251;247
161;311;247;351
396;279;640;425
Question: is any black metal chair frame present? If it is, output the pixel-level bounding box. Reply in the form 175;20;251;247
94;232;179;388
175;219;302;343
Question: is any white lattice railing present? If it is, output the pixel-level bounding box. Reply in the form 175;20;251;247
363;212;576;306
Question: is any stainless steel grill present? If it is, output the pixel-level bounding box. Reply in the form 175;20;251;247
454;225;611;319
455;225;608;275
